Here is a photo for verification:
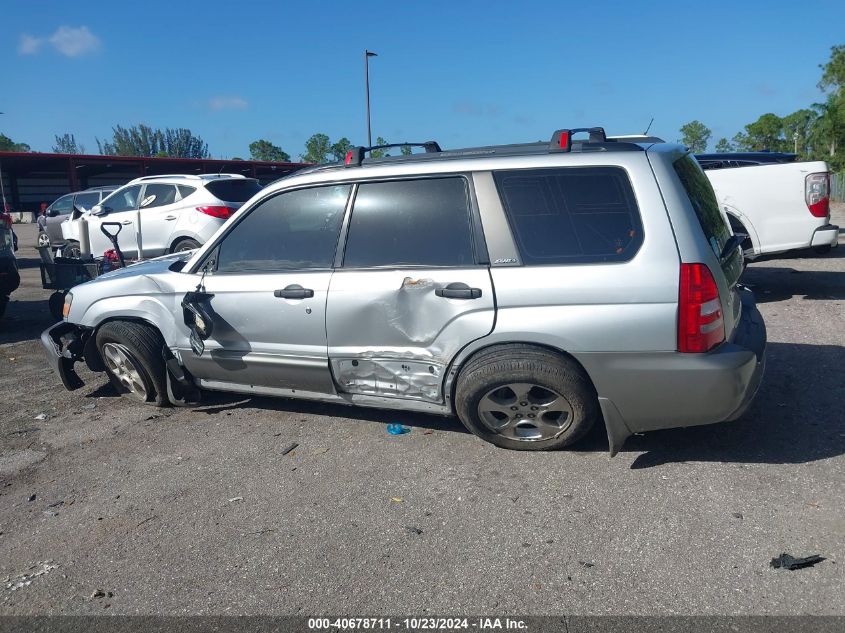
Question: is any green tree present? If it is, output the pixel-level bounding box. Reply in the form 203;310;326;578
0;133;30;152
400;145;413;156
52;133;85;154
301;133;332;163
249;139;291;162
97;124;209;158
781;109;816;156
330;137;353;162
679;120;711;153
741;113;786;151
714;138;733;153
369;136;389;158
810;94;844;161
819;44;845;94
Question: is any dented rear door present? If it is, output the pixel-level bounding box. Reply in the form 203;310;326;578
326;176;494;404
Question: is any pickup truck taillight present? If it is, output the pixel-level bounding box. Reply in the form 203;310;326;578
678;263;725;353
805;172;830;218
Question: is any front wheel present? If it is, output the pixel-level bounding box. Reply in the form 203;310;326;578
37;232;51;248
95;321;169;406
454;344;598;450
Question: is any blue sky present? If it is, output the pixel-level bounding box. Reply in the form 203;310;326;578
2;0;843;159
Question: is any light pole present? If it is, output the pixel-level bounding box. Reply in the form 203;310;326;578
365;50;377;147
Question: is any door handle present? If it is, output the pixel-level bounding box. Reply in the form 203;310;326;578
274;284;314;299
165;215;177;221
121;220;132;225
435;282;482;299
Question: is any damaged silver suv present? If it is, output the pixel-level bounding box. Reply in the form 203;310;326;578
42;128;766;454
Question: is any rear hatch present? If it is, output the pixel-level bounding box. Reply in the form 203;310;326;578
203;178;263;210
672;155;744;340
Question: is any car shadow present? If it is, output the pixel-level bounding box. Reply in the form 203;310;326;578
0;298;57;345
610;342;845;468
190;390;471;435
742;267;845;302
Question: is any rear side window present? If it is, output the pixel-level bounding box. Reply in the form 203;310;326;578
673;155;730;257
215;185;350;273
178;185;196;199
343;177;475;268
494;167;643;265
204;179;262;202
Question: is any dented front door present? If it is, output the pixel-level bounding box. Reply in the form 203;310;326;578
326;269;495;402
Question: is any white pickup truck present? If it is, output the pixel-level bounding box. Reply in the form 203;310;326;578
695;153;839;260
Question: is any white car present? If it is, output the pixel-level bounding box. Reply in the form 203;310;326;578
61;174;263;258
696;153;838;260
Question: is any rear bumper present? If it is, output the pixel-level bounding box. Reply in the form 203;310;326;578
41;321;88;390
811;224;839;248
580;289;767;455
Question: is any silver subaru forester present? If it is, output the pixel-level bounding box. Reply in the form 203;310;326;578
42;128;766;454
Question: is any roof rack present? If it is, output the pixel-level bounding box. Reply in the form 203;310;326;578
129;173;248;183
344;141;441;167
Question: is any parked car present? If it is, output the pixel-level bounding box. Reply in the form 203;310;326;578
0;207;20;318
42;127;766;454
60;174;263;258
694;153;838;260
40;186;118;248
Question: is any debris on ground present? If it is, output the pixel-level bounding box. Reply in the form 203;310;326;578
33;413;47;421
281;442;298;456
89;589;113;599
387;423;410;435
27;494;36;502
579;561;595;568
423;430;434;435
3;561;58;591
82;403;96;410
732;512;743;519
228;496;244;503
390;497;403;503
770;553;825;570
405;526;423;535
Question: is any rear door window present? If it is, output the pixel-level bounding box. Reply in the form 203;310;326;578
140;184;179;209
493;167;643;265
342;177;475;268
204;179;262;202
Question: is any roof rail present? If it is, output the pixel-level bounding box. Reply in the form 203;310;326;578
129;173;248;184
549;127;644;153
344;141;441;167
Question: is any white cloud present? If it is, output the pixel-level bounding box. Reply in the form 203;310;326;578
18;33;43;55
49;25;100;57
209;96;248;111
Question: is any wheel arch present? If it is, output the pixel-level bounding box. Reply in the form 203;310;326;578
724;208;760;257
87;315;169;372
168;233;202;253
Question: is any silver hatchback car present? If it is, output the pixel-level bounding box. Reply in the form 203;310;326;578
42;128;766;454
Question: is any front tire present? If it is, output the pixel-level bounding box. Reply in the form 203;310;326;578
454;344;598;450
95;321;169;406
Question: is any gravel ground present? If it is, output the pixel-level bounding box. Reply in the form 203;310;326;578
0;210;843;616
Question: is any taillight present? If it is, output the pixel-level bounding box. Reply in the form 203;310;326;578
678;263;725;353
805;172;830;218
196;206;233;219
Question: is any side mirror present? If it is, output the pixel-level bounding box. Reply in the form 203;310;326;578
91;205;108;216
47;209;59;217
181;291;215;355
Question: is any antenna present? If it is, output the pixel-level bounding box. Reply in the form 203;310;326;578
217;162;226;177
643;117;654;135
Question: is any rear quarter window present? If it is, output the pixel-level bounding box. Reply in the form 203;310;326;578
493;167;643;265
204;179;262;202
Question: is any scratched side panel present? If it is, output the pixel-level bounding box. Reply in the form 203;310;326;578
326;268;495;402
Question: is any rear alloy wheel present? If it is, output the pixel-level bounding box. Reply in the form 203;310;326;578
37;232;51;248
96;321;169;406
172;238;201;253
455;344;598;451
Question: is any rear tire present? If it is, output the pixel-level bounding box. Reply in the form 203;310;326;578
454;344;598;451
171;238;201;253
95;321;169;406
813;245;832;255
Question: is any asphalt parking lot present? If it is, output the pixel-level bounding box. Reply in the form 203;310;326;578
1;213;843;616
